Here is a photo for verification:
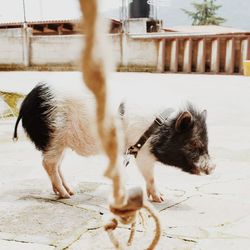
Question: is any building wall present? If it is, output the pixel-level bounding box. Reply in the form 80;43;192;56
125;37;158;67
108;34;122;67
0;29;23;65
31;35;83;65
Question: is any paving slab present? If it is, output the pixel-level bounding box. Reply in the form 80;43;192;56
0;72;250;249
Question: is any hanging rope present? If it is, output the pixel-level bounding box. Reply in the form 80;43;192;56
78;1;161;249
105;202;161;250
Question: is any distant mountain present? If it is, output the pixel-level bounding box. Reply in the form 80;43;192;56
103;0;250;31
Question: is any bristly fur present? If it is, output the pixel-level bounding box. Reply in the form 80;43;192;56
149;103;208;173
18;83;56;151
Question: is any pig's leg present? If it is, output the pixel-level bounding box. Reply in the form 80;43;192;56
42;150;71;198
135;149;164;203
58;166;75;196
54;150;75;195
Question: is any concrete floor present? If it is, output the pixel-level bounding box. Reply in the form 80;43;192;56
0;72;250;249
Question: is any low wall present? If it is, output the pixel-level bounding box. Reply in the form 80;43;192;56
31;35;83;66
0;29;23;65
0;28;158;72
0;28;249;74
125;37;158;67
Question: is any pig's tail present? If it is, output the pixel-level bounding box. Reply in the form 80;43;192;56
13;112;22;141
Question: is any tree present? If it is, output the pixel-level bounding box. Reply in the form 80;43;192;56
182;0;226;25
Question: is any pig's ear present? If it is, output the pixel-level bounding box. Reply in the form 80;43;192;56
175;111;193;132
201;109;207;120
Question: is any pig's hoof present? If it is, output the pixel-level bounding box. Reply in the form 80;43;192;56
151;194;164;203
53;186;59;195
64;186;75;196
59;193;71;199
52;185;71;198
68;190;75;196
147;189;165;203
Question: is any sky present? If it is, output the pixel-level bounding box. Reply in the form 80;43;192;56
0;0;81;22
0;0;249;30
99;0;122;12
0;0;173;22
0;0;120;23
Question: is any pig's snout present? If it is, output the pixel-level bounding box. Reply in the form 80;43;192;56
192;155;216;175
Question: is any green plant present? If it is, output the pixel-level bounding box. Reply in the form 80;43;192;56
182;0;226;25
